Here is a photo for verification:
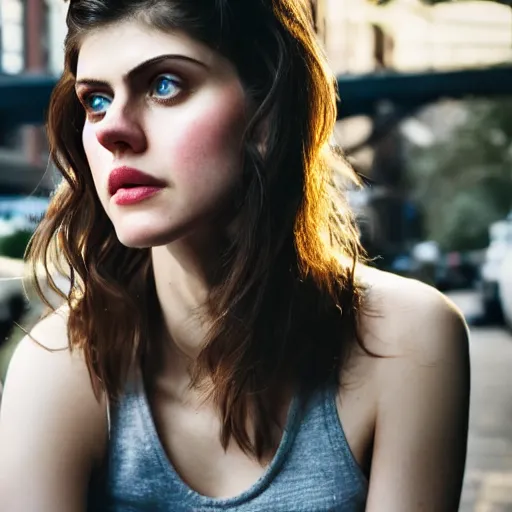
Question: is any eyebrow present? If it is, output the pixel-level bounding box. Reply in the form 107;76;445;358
75;54;207;88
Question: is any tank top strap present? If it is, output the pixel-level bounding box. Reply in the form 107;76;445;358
321;382;368;485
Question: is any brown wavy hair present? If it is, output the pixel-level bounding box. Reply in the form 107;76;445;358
27;0;368;459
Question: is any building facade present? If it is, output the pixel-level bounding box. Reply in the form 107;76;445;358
324;0;512;75
322;0;512;260
0;0;67;192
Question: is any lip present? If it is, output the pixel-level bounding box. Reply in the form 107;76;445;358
108;166;167;197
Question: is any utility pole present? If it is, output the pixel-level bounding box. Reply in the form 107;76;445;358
0;1;3;74
24;0;46;166
25;0;45;73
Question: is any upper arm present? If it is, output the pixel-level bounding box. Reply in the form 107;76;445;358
0;311;107;512
365;281;470;512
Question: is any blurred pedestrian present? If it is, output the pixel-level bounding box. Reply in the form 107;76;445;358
0;1;470;511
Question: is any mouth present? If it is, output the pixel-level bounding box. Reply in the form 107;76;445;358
108;166;166;196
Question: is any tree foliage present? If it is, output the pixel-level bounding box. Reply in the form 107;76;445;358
406;99;512;251
0;230;32;259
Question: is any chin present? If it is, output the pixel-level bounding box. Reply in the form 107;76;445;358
116;230;174;249
109;209;220;249
113;222;190;249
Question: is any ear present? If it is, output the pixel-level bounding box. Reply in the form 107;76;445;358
254;117;270;157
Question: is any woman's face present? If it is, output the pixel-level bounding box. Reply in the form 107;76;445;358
76;19;247;248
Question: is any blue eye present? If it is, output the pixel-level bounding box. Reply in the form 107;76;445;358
85;94;111;114
151;75;181;99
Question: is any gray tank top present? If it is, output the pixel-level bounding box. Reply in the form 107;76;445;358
88;377;368;511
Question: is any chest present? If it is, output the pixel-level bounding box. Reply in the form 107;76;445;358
148;381;375;493
151;397;274;499
98;382;373;511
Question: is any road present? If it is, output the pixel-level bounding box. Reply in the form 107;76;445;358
448;291;512;512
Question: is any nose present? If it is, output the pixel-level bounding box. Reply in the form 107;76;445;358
94;104;147;156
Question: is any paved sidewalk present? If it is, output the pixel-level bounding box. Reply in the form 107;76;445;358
448;291;512;512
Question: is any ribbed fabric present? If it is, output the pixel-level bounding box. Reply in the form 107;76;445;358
88;377;368;512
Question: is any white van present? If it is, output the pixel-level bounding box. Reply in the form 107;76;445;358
499;244;512;330
479;217;512;321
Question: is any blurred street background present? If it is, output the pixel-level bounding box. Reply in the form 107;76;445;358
1;0;512;509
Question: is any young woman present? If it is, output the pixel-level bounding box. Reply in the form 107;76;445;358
0;1;470;510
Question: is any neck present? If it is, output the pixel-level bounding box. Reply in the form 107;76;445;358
149;231;227;387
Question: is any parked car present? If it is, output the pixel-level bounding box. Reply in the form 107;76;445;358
477;217;512;322
433;251;481;292
498;246;512;331
0;193;49;357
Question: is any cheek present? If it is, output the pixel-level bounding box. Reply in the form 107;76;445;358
82;123;109;191
82;124;99;176
159;87;247;188
82;123;95;162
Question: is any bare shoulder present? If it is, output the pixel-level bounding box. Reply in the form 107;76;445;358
355;264;469;361
5;306;86;381
353;266;471;510
2;307;106;450
0;308;106;511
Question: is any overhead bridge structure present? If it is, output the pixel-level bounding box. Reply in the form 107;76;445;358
1;66;512;192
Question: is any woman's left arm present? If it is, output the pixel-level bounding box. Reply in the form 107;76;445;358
366;287;471;512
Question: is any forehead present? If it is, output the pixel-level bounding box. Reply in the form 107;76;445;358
76;19;216;80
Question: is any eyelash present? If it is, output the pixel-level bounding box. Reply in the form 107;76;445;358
79;73;185;119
